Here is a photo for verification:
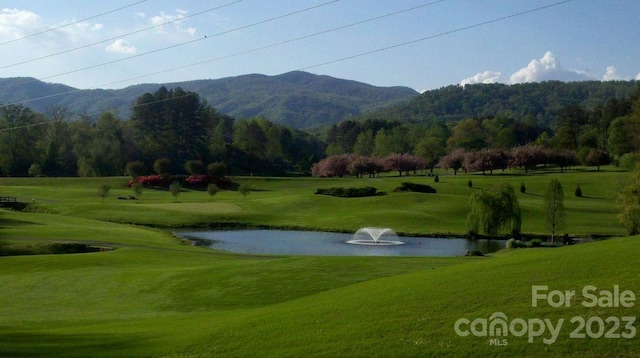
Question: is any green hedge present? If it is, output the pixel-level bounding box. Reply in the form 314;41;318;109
315;187;379;198
393;182;437;193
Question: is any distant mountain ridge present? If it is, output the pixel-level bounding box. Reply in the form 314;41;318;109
0;71;418;129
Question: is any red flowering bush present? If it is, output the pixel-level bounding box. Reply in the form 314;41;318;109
185;175;212;187
137;175;167;187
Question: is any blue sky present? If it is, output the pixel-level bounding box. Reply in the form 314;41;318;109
0;0;638;91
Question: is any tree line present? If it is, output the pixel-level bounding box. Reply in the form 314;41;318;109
320;84;640;173
1;83;639;178
0;86;324;177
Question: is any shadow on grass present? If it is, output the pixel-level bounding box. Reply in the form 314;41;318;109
0;331;149;357
579;195;608;200
0;217;41;227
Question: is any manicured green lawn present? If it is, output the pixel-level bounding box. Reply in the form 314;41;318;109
0;167;637;356
0;167;629;237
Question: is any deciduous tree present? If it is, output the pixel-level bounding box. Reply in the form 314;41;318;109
466;183;521;237
207;183;219;201
383;153;424;176
98;184;111;202
545;179;565;243
239;182;251;199
154;158;172;176
447;118;486;151
510;144;546;173
584;148;610;171
185;160;205;175
617;164;640;235
0;104;42;176
125;161;146;181
170;181;182;202
437;148;466;175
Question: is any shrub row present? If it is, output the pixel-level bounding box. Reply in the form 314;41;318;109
506;238;556;249
0;242;107;256
393;182;437;193
315;186;379;198
129;174;238;190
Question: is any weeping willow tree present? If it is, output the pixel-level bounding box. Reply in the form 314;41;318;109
467;183;521;237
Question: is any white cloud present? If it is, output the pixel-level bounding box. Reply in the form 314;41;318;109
602;66;620;81
0;8;102;45
636;73;640;81
0;8;42;40
105;39;136;54
460;71;502;87
150;9;196;36
509;51;594;84
68;20;102;32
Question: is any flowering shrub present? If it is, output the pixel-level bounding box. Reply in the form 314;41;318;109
138;175;166;187
185;175;212;187
127;171;237;191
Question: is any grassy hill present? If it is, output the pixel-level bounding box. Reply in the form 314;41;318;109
0;169;638;356
0;71;417;128
0;168;626;237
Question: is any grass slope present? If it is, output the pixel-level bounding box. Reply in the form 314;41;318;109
1;220;637;356
0;169;637;356
0;167;629;237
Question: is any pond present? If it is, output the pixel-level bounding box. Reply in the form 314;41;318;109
177;229;506;257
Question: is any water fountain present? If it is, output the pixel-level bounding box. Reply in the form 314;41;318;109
346;227;404;246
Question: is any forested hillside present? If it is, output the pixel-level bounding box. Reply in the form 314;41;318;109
318;81;640;178
1;76;639;179
0;71;417;129
358;81;638;127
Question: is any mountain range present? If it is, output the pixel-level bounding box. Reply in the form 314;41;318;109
1;72;637;131
0;71;418;129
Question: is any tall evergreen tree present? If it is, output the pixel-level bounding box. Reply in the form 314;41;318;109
131;86;216;171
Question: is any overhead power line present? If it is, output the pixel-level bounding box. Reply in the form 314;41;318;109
0;0;149;46
4;0;446;107
24;0;448;92
299;0;576;71
0;92;199;133
1;0;576;132
1;0;340;90
0;0;245;70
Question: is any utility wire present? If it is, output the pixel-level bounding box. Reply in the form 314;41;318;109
1;0;576;132
0;91;213;133
6;0;446;103
299;0;576;71
0;0;244;70
1;0;339;89
0;0;149;46
113;0;448;85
